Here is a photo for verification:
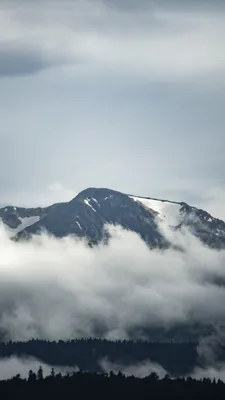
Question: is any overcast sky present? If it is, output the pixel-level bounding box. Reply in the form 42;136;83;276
0;0;225;211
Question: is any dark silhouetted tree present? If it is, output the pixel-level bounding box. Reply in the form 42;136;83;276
37;366;43;380
28;370;37;382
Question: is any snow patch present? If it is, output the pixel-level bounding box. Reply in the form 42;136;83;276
76;221;82;230
84;198;96;212
16;216;40;234
2;216;40;237
130;196;183;226
91;197;100;207
104;195;113;201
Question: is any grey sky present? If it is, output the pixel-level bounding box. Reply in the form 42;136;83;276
0;0;225;211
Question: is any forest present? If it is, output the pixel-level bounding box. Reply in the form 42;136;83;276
0;367;225;399
0;338;216;376
0;338;224;398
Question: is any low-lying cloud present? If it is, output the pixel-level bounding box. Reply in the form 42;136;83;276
0;356;77;380
100;356;225;383
100;357;168;379
0;218;225;341
3;353;225;383
100;330;225;382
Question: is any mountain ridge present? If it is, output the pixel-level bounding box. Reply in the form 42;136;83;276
0;187;225;249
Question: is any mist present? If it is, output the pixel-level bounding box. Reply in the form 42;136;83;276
0;356;77;380
100;331;225;382
100;357;168;379
100;356;225;383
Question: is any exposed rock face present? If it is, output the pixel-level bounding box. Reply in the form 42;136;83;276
1;187;225;249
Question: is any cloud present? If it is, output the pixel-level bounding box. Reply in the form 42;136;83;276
100;357;167;378
100;331;225;382
197;187;225;221
0;2;225;345
100;357;225;383
0;218;225;341
2;348;225;383
0;1;225;80
191;364;225;382
47;182;77;204
0;356;77;380
0;1;224;207
0;45;53;77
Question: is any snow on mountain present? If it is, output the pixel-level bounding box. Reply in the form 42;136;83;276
84;198;97;212
0;205;45;238
1;187;225;249
130;196;184;226
2;216;41;237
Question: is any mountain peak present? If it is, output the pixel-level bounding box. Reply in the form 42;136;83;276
1;187;225;249
73;187;122;202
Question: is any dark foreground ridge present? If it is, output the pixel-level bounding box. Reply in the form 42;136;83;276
0;367;225;400
1;187;225;249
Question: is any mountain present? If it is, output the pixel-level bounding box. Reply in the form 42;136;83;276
1;187;225;249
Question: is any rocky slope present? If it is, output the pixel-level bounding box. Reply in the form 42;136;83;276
1;187;225;249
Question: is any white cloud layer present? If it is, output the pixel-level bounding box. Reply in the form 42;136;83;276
0;218;225;341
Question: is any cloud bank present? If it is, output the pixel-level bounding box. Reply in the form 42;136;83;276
0;218;225;341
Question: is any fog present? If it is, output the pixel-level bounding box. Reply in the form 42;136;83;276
100;357;168;379
0;356;77;380
100;331;225;382
100;356;225;383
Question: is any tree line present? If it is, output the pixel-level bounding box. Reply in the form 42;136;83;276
0;366;224;399
0;338;202;376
